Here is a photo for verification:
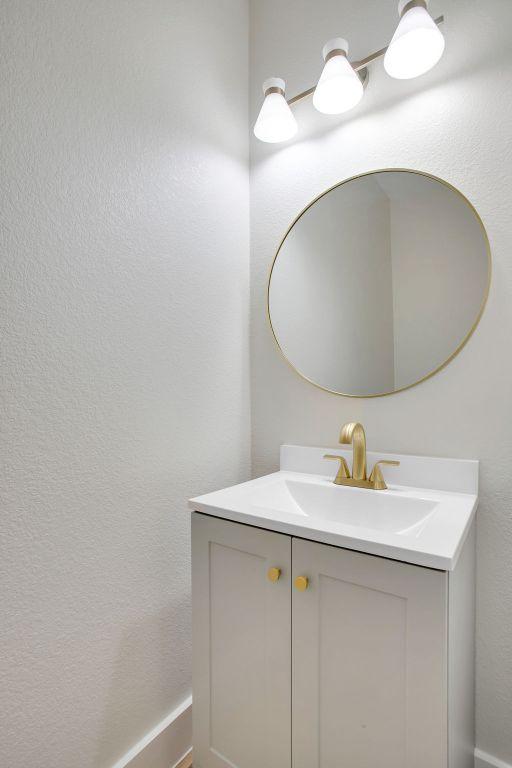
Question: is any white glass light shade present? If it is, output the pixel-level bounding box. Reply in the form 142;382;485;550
384;1;445;79
253;77;298;143
313;38;364;115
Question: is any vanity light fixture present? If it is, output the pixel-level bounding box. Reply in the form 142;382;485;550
253;5;444;143
384;0;446;80
253;77;298;144
313;38;364;115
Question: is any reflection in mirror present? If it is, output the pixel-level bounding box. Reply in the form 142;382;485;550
268;171;490;397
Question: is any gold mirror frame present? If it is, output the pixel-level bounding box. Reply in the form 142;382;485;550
267;168;492;398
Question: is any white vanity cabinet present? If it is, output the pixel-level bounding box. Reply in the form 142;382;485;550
292;537;447;768
192;513;292;768
192;511;476;768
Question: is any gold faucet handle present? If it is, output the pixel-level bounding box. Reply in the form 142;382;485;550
369;460;400;490
324;454;351;484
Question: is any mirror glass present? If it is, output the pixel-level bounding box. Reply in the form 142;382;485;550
268;170;490;397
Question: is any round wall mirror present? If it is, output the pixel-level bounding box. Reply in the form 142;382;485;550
268;170;491;397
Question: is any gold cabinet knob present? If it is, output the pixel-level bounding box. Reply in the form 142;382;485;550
294;575;309;592
267;567;281;583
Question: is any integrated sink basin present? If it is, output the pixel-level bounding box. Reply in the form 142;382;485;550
251;475;438;535
190;444;479;569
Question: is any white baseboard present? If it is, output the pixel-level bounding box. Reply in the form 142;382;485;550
109;706;512;768
475;748;512;768
111;695;192;768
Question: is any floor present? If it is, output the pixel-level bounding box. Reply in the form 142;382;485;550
176;753;192;768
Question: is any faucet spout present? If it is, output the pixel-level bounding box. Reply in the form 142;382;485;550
339;422;367;480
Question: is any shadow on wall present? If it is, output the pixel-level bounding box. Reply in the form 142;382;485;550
95;595;190;767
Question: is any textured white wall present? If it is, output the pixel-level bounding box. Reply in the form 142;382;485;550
250;0;512;762
0;1;249;766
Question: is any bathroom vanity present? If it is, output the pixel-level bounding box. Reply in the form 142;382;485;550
190;444;477;768
189;150;487;768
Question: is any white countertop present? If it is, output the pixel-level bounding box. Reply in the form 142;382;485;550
189;445;478;570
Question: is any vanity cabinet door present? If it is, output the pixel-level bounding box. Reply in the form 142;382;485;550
192;513;292;768
292;538;448;768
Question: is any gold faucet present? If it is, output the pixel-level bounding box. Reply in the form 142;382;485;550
324;422;399;491
340;422;367;480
